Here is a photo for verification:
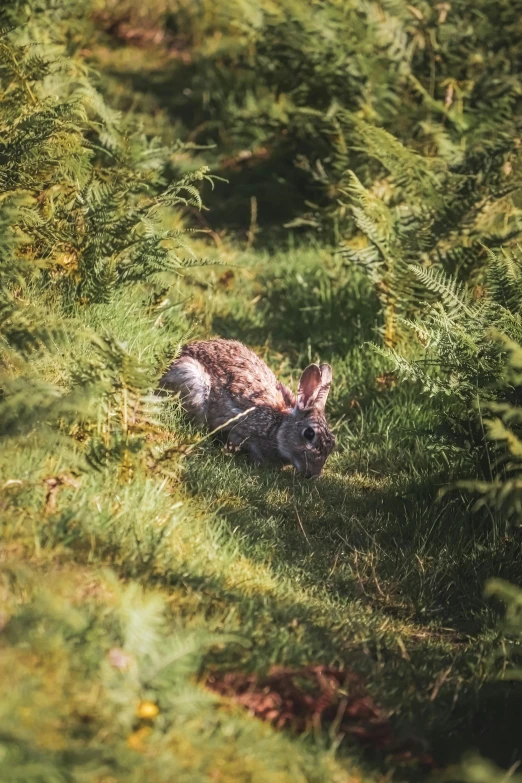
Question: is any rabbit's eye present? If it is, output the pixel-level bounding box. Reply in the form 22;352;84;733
303;426;315;442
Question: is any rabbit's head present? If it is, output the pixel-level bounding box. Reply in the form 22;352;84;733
277;363;335;478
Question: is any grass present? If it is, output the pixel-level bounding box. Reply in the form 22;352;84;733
3;241;522;782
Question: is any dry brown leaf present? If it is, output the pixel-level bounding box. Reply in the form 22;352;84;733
206;665;434;768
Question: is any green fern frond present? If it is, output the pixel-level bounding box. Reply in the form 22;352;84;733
486;246;522;314
408;265;476;319
352;118;449;207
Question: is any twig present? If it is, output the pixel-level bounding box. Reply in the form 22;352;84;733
184;407;255;455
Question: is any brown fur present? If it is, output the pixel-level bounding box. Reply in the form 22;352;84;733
160;339;335;477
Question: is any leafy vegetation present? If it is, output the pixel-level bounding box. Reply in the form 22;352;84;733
2;0;522;781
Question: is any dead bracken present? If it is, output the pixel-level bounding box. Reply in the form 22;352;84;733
206;665;434;768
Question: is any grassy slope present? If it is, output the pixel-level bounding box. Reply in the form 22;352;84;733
3;241;522;782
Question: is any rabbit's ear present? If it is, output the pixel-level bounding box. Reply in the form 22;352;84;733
296;364;321;410
297;363;332;411
315;363;332;411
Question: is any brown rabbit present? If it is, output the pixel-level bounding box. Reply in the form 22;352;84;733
160;339;335;478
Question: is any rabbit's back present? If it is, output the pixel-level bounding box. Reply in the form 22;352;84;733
182;339;293;410
160;340;295;428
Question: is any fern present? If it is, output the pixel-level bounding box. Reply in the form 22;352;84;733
340;173;436;344
487;246;522;314
408;266;478;321
0;19;216;306
451;337;522;522
338;112;522;345
350;119;448;209
367;249;522;507
0;0;211;472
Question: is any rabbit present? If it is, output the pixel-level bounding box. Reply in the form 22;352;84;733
159;339;335;478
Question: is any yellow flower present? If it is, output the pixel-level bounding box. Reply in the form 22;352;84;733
127;726;152;751
136;700;159;719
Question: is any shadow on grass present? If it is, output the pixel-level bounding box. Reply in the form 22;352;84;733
137;534;522;775
7;432;520;777
164;449;522;774
181;447;522;627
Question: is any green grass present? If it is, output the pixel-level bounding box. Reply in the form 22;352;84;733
3;244;522;782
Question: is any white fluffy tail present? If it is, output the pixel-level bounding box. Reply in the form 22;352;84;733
160;356;211;424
